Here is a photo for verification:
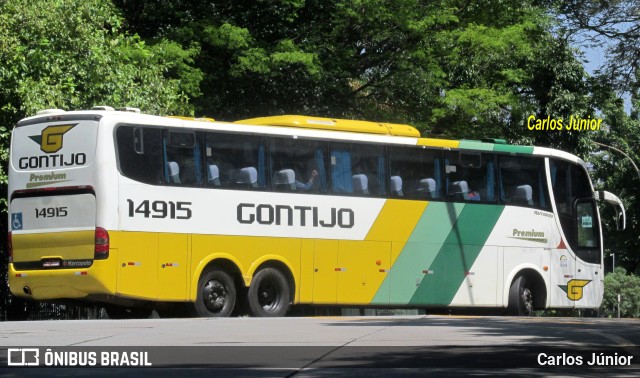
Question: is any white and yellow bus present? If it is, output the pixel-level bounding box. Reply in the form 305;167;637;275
7;107;626;318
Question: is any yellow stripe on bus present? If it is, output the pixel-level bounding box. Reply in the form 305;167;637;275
366;199;427;265
417;138;459;148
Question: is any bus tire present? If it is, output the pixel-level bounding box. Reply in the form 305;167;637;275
247;267;290;317
191;267;236;317
507;275;534;316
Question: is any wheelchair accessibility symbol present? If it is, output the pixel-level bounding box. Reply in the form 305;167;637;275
12;212;23;230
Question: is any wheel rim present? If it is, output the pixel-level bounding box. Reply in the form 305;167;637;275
257;278;281;312
521;287;533;315
203;279;227;313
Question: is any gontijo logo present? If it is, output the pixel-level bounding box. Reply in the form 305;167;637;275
559;279;591;301
19;123;86;169
29;124;76;153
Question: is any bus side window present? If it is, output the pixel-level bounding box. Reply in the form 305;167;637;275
164;130;202;187
445;151;495;203
116;126;164;185
269;137;326;193
498;155;549;209
349;144;386;197
388;146;442;200
205;132;266;190
329;143;386;197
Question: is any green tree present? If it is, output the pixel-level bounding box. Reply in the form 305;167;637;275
558;0;640;92
555;0;640;274
114;0;595;149
0;0;203;319
588;79;640;273
0;0;202;205
601;268;640;318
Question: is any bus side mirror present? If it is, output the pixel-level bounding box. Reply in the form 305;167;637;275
598;191;626;231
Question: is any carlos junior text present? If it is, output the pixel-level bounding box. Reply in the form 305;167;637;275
538;352;634;366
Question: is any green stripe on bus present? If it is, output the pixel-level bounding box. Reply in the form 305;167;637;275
493;144;534;154
458;140;494;151
373;202;465;304
408;204;505;306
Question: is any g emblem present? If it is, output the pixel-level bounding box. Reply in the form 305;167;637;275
40;124;75;153
28;124;76;153
559;279;591;301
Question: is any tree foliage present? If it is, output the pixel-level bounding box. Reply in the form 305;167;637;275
558;0;640;92
0;0;202;209
0;0;201;118
601;268;640;318
588;81;640;273
114;1;592;144
0;0;203;318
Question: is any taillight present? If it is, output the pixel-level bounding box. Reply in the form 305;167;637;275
7;231;12;263
94;227;109;260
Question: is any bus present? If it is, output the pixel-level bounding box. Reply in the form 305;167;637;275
7;107;626;318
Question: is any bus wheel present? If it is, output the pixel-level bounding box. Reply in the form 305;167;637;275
247;268;290;317
191;268;236;317
507;275;534;316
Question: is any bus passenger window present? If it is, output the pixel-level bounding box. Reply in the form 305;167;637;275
388;146;442;200
164;130;202;186
270;137;327;193
116;126;164;185
205;132;267;190
331;143;386;197
445;152;495;203
498;155;549;209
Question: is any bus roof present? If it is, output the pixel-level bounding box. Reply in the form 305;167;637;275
16;108;585;166
236;115;421;138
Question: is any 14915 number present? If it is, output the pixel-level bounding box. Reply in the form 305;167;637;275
35;207;67;218
127;200;192;219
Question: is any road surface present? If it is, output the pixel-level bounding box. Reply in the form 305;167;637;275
1;315;638;376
